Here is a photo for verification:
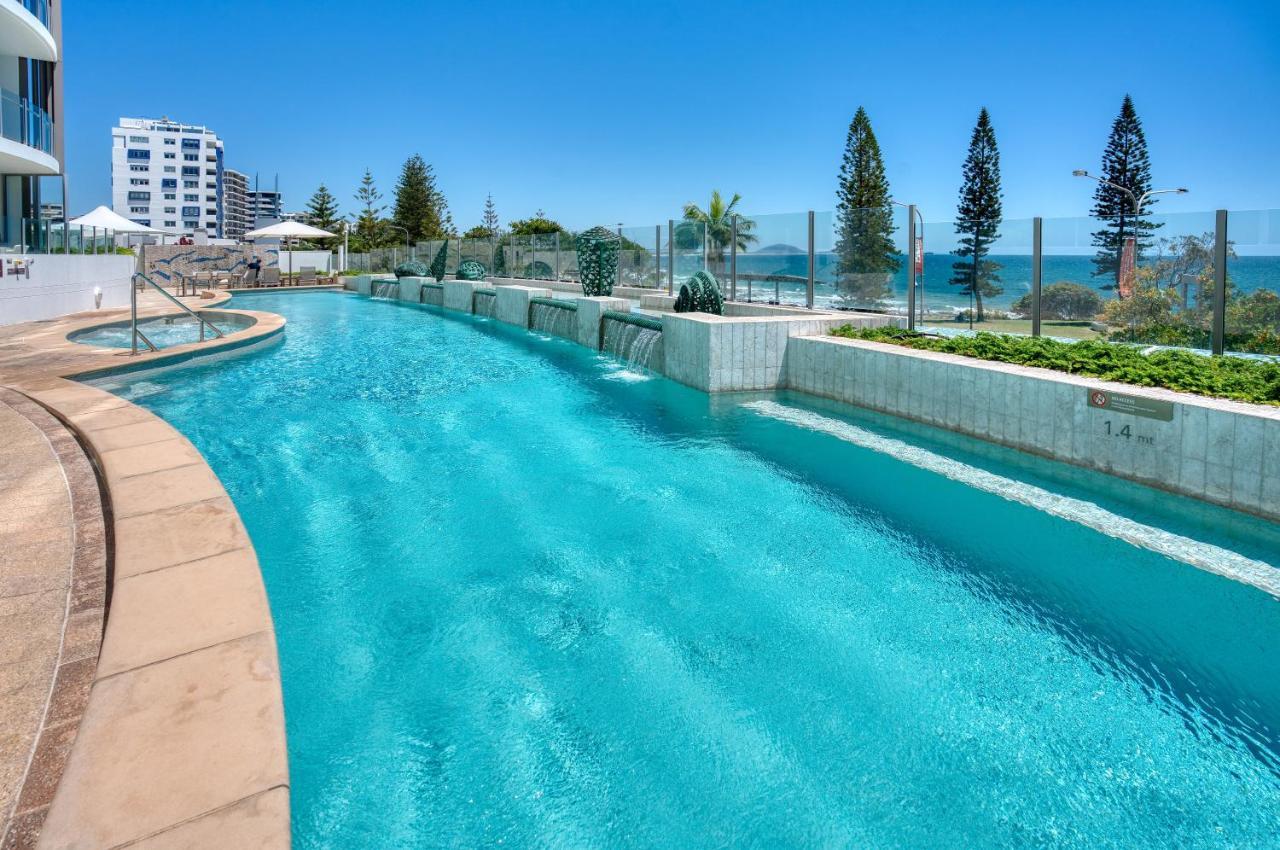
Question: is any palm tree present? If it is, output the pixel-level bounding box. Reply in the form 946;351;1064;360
678;190;757;278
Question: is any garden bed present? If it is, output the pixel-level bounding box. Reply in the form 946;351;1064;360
830;326;1280;406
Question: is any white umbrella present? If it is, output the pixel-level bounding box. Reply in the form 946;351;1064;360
244;221;337;279
68;204;163;233
67;204;165;252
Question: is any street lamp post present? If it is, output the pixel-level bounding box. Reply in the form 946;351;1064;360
1072;170;1188;294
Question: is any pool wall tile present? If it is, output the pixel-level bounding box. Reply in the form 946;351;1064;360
783;336;1280;522
494;285;552;328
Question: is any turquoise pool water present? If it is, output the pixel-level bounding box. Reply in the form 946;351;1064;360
69;311;255;349
89;290;1280;848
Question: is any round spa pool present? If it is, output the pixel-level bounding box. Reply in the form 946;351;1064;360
70;311;256;350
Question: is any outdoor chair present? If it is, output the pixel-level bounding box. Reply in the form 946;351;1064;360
260;267;281;287
241;267;260;288
298;266;317;286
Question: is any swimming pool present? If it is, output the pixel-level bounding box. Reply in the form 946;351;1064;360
89;290;1280;848
69;311;256;349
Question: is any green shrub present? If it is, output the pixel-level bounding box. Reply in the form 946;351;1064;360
674;270;725;315
1011;282;1104;320
394;259;430;279
429;241;448;282
522;260;553;280
829;325;1280;405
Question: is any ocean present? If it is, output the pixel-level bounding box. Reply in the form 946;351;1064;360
705;253;1280;313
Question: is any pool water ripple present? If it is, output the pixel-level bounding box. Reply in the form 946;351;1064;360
89;291;1280;849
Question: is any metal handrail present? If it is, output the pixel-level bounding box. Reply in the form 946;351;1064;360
130;272;224;355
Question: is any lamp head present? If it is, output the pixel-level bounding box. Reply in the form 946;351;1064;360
1072;169;1088;177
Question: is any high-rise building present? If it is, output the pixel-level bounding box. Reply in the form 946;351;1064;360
247;182;283;229
110;116;224;237
223;167;251;240
1;0;63;249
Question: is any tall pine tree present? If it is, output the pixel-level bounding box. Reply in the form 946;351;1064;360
305;183;340;233
350;169;387;252
482;194;499;234
392;154;450;242
1090;95;1159;293
949;108;1003;325
834;107;900;307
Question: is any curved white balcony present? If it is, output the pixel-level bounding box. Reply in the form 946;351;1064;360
0;89;56;174
0;0;57;63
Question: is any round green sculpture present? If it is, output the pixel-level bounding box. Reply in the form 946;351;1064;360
674;270;725;315
522;260;553;280
576;226;619;297
456;260;486;281
394;259;430;279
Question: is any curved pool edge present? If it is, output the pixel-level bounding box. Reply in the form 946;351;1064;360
0;298;291;848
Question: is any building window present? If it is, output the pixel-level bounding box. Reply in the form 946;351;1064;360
164;207;176;213
129;178;148;186
127;149;150;160
163;166;176;173
164;220;176;227
161;179;177;188
129;164;148;172
164;152;176;159
130;206;148;214
136;220;152;227
182;138;200;150
127;191;150;201
183;180;198;188
163;138;175;145
182;206;201;217
183;153;198;161
183;221;198;229
182;166;199;176
163;193;176;200
184;194;198;201
128;135;149;143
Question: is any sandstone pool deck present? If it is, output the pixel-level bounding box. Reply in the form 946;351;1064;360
0;290;290;849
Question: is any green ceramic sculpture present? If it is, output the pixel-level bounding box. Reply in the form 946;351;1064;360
429;240;449;282
456;260;486;281
674;270;725;315
576;226;619;297
394;259;430;279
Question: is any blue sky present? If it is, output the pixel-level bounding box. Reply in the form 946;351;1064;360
63;0;1280;230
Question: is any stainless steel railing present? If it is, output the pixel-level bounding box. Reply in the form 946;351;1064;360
130;272;224;355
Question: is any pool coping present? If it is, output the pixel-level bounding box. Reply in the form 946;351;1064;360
0;291;291;848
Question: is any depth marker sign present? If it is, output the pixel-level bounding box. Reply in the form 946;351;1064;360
1086;389;1174;421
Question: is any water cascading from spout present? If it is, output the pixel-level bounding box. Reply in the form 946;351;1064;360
600;312;663;371
528;298;577;339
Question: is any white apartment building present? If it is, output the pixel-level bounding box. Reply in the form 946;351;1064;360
223;167;251;240
110;117;223;237
1;0;62;249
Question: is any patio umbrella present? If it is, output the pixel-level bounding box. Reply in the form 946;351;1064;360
244;221;337;279
68;204;165;251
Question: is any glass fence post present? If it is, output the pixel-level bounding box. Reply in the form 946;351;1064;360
554;232;561;280
730;215;738;302
654;225;661;290
616;225;623;290
1212;209;1228;356
806;210;816;309
667;219;675;294
1031;216;1043;337
906;207;917;330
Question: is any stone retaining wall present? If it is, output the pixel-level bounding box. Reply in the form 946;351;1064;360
784;335;1280;521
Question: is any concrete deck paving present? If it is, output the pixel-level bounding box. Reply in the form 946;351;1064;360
0;287;290;849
